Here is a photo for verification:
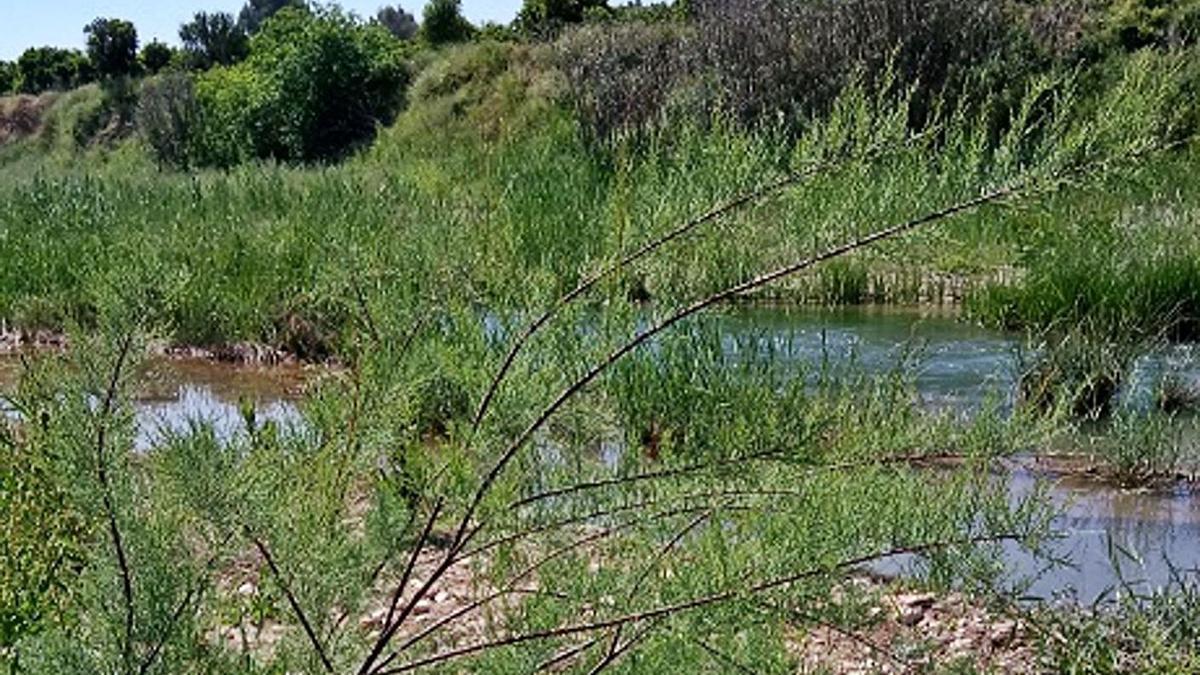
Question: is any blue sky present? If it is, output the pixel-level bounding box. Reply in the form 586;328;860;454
0;1;522;60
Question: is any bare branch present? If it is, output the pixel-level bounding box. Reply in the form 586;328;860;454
251;535;335;674
357;498;445;675
92;328;138;672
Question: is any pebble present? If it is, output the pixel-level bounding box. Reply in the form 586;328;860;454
990;620;1017;647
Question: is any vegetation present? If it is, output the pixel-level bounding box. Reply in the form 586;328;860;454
3;0;1200;672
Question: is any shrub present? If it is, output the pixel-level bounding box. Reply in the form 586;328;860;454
714;0;1023;124
1102;0;1200;50
557;21;694;141
138;40;174;75
136;74;200;167
516;0;611;36
191;7;411;165
0;61;16;95
422;0;476;45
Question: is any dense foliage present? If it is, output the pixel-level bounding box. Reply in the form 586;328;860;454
188;7;410;166
179;12;249;70
422;0;477;45
83;18;139;80
13;47;93;95
137;41;174;76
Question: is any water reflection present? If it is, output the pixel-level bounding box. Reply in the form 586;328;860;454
1;356;306;451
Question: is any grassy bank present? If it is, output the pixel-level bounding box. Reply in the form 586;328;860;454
1;44;1196;357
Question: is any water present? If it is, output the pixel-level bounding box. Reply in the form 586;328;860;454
4;307;1200;604
714;305;1020;411
1007;461;1200;603
0;356;306;451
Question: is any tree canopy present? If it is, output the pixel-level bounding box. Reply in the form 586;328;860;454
377;4;419;40
423;0;475;45
139;41;174;75
179;12;249;69
15;47;93;94
84;17;139;79
238;0;307;34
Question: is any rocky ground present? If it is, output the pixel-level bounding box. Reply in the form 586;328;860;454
791;576;1038;674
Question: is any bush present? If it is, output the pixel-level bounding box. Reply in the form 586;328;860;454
422;0;476;45
136;74;200;167
191;7;411;165
557;21;694;141
554;0;1035;141
693;0;1023;126
138;40;174;75
1102;0;1200;50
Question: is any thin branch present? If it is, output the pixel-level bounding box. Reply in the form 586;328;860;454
137;578;204;675
470;156;859;434
533;636;604;672
510;448;786;510
691;637;758;675
587;616;663;675
448;180;1025;569
511;450;970;512
372;504;729;672
93;328;137;673
594;507;718;673
375;533;1022;673
357;498;445;675
251;535;335;674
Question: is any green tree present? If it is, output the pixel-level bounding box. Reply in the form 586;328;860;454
517;0;610;33
238;0;307;33
139;40;175;75
15;47;93;94
84;17;139;79
179;12;249;69
422;0;475;44
376;4;419;40
193;6;410;164
0;61;15;94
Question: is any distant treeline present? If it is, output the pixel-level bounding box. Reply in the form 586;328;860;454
2;0;1198;167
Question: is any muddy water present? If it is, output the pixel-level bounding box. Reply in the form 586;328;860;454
0;356;306;451
1005;462;1200;603
3;307;1200;603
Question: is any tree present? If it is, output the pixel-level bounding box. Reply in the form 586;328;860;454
140;40;175;75
15;47;93;94
179;12;249;69
422;0;475;45
84;17;139;79
376;4;419;40
517;0;610;33
193;7;410;165
238;0;307;34
0;61;15;94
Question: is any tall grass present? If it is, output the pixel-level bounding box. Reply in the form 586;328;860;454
1;46;1191;355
